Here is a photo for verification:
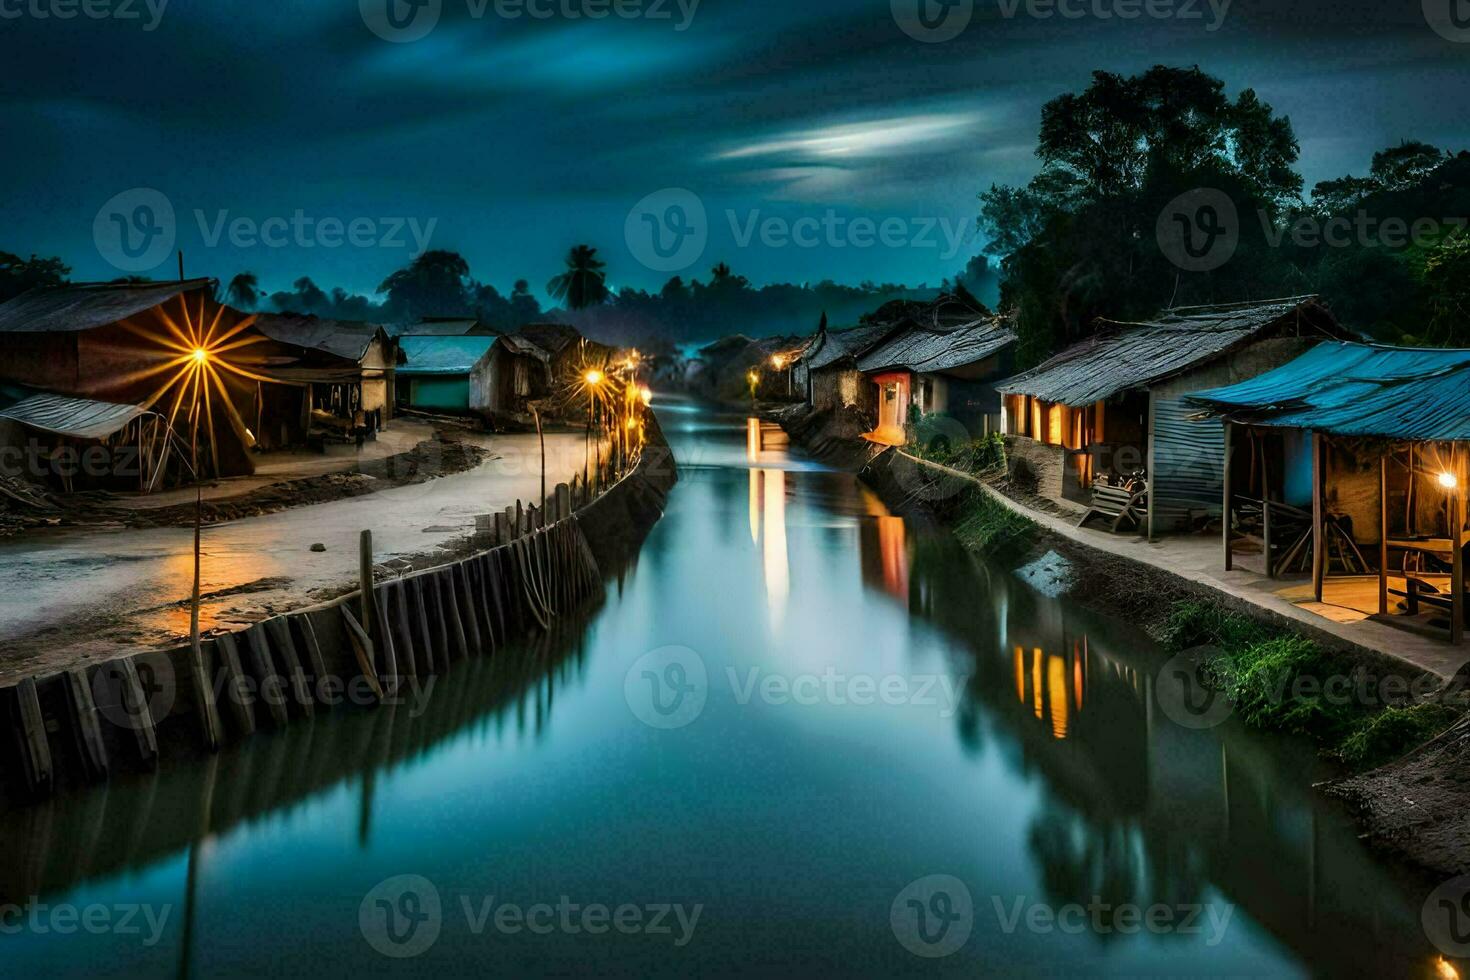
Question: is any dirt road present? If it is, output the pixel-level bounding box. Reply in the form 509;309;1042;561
0;429;595;682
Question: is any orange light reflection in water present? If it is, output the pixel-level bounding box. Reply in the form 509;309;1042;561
762;468;789;628
875;516;908;601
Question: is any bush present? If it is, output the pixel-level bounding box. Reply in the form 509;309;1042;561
1161;600;1270;652
1339;704;1461;769
1160;600;1464;768
952;488;1037;562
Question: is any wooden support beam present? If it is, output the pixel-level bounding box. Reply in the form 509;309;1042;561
65;669;109;780
454;565;484;657
439;570;469;659
556;483;571;522
1222;422;1234;571
339;606;384;701
1312;432;1326;602
118;659;159;767
245;626;290;728
295;616;331;691
372;584;400;694
409;576;436;673
359;530;376;641
214;633;256;737
391;582;419;678
266;618;314;716
13;678;53;797
1379;453;1390;617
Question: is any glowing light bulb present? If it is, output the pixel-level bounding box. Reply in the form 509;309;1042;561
1439;471;1459;491
584;369;604;386
192;347;209;365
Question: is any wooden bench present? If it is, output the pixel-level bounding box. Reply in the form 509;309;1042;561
1078;480;1147;533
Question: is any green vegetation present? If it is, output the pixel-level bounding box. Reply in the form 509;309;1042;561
911;430;1007;475
981;66;1470;366
1339;704;1462;770
951;487;1037;563
1162;600;1462;769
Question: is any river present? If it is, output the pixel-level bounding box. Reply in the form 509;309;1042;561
0;399;1445;978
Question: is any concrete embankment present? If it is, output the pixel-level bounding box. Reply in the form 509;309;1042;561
0;420;678;808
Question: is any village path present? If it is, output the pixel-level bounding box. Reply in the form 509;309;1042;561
0;429;593;682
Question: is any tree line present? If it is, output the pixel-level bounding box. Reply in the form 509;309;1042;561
980;64;1470;367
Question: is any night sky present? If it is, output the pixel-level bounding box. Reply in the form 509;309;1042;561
2;0;1466;300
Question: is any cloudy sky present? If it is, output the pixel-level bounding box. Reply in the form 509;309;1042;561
1;0;1466;300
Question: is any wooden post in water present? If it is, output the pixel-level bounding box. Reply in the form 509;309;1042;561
359;530;376;642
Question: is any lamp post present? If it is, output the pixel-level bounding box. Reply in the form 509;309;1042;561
584;369;604;491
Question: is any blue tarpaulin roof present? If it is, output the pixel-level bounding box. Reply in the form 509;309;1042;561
1190;342;1470;442
398;336;495;376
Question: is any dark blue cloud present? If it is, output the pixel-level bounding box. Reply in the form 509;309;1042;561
0;0;1465;303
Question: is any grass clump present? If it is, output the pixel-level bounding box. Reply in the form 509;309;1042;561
952;487;1037;563
1339;704;1461;769
1160;599;1462;769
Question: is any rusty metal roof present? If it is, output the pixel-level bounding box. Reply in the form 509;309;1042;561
1191;342;1470;442
0;279;216;334
997;297;1340;407
857;315;1016;375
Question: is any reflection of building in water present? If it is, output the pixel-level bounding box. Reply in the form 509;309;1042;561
858;516;909;602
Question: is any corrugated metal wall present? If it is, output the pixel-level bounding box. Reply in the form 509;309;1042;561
1151;397;1225;529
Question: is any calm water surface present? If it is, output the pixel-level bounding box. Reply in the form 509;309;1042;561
0;399;1445;978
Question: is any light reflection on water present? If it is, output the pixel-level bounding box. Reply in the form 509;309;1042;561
0;397;1447;978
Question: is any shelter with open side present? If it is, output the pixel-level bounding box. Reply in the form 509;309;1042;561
994;297;1347;538
1192;343;1470;645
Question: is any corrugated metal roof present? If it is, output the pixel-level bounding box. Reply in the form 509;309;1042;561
253;313;388;362
997;297;1338;407
857;316;1016;374
398;335;496;375
0;392;153;440
1190;342;1470;442
0;279;216;334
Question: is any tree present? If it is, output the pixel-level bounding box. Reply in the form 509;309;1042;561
1370;141;1446;191
225;272;260;309
547;245;609;310
509;279;542;324
1418;231;1470;346
378;250;473;319
978;65;1304;365
0;250;69;303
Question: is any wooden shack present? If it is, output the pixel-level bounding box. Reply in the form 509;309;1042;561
1193;343;1470;644
995;297;1347;538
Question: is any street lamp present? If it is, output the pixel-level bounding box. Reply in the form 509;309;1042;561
584;369;605;490
1440;471;1459;491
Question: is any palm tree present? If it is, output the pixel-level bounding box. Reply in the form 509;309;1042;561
225;272;260;310
547;245;610;310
